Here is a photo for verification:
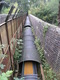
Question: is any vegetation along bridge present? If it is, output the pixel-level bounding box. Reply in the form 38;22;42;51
0;0;60;80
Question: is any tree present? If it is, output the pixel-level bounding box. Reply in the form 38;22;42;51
3;0;29;12
0;0;10;13
29;0;59;25
14;0;29;12
44;0;46;3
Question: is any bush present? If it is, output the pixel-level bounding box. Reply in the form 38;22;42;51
29;0;59;25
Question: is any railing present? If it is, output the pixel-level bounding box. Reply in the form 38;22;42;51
0;13;26;72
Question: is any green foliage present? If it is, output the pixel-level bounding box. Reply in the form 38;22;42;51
0;54;6;59
14;77;24;80
29;0;59;25
14;77;19;80
14;48;22;61
1;2;18;14
14;39;22;61
0;45;13;80
34;37;58;80
1;0;29;13
13;2;18;13
0;64;5;74
0;64;5;70
43;25;48;37
0;70;13;80
5;0;10;3
1;7;10;14
13;0;29;12
0;44;7;73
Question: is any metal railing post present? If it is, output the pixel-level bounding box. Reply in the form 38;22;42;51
0;35;4;54
5;5;15;70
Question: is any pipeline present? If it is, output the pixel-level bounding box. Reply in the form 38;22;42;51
19;16;41;80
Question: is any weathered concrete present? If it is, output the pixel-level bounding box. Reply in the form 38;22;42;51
29;14;60;74
0;14;13;24
0;14;7;24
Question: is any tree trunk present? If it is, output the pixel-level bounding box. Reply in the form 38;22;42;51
58;1;60;27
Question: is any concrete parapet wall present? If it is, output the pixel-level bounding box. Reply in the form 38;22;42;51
29;14;60;74
0;14;13;24
0;14;7;24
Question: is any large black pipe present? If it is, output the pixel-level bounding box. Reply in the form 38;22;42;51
24;16;31;27
23;27;32;36
20;16;40;63
23;36;34;42
19;16;40;80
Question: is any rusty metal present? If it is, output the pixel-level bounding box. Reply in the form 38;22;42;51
5;22;13;69
15;9;20;18
0;35;4;54
5;5;15;22
5;6;15;69
10;20;13;37
0;11;26;73
40;64;45;80
16;10;23;18
12;7;18;19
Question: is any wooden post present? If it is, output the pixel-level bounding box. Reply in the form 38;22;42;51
40;64;45;80
0;35;4;54
10;20;13;37
5;22;13;70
